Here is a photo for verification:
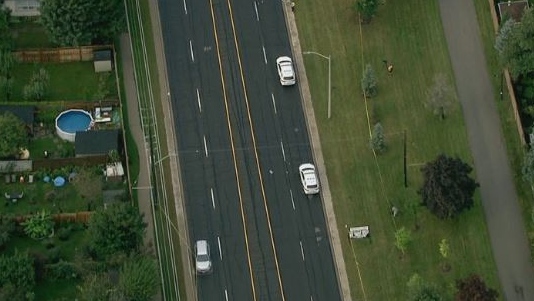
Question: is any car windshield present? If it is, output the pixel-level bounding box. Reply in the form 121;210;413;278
197;254;209;262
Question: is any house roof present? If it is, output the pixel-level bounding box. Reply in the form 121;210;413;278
0;105;35;124
94;50;112;62
75;129;120;156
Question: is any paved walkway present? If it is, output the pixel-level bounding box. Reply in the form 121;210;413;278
438;0;534;300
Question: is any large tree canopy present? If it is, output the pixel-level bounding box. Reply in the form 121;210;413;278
495;8;534;79
39;0;126;46
87;203;146;259
0;112;27;158
455;274;498;301
118;256;159;301
419;154;479;219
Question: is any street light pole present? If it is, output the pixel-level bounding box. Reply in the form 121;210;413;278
303;51;332;119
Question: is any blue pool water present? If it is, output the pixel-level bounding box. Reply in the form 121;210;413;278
56;110;92;133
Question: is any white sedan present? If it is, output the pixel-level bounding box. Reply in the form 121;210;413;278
276;56;296;86
299;163;319;195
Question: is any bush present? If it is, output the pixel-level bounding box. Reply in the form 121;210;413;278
45;260;78;280
47;247;61;264
57;226;71;241
41;238;55;249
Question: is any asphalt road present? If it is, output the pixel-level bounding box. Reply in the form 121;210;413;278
157;0;342;300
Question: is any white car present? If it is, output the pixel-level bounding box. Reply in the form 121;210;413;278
276;56;296;86
299;163;319;195
195;240;212;274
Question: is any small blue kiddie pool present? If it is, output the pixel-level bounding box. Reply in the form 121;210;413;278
55;109;94;142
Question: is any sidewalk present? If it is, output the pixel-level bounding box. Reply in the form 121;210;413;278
438;0;534;299
119;34;154;249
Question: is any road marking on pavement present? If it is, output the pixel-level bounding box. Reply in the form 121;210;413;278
225;289;229;301
262;46;268;64
254;1;259;21
226;0;287;297
211;188;215;209
203;136;208;157
182;0;187;14
209;0;257;298
189;40;194;62
280;140;286;162
218;236;223;260
290;190;295;210
197;88;202;113
300;241;305;261
271;93;277;114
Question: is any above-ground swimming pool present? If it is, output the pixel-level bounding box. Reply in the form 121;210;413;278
55;109;93;142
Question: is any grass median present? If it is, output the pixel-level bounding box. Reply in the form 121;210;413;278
295;0;500;299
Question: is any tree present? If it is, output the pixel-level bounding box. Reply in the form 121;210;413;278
355;0;378;23
40;0;126;46
369;122;386;153
407;273;443;301
455;274;498;301
87;203;147;259
361;64;378;97
425;74;453;119
0;251;36;294
521;137;534;184
76;273;123;301
0;214;15;250
419;154;479;219
0;50;15;101
495;8;534;79
0;5;13;50
118;256;159;301
0;112;27;158
394;227;412;256
23;68;50;101
403;191;421;230
438;238;450;272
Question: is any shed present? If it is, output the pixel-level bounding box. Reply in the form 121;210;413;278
0;105;35;133
93;49;113;73
75;129;121;157
3;0;41;17
497;0;529;22
0;105;35;125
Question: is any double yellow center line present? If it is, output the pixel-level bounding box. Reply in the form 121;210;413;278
208;0;286;300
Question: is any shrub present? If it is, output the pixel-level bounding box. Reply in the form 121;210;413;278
46;260;78;280
57;226;72;241
47;247;61;264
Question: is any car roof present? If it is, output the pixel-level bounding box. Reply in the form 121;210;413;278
196;240;208;255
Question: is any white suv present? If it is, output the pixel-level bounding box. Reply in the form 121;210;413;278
276;56;296;86
195;240;212;274
299;163;319;195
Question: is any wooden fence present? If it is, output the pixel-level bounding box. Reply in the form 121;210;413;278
13;45;114;63
488;0;527;145
15;211;93;224
33;156;108;170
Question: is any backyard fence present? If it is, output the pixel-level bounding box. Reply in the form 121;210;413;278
33;156;108;170
15;211;93;224
488;0;527;145
13;45;114;63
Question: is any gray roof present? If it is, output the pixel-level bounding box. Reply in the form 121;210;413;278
0;105;35;124
75;129;120;156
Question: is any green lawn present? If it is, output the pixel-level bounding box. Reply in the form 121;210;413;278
11;20;55;49
296;0;500;299
11;62;117;102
